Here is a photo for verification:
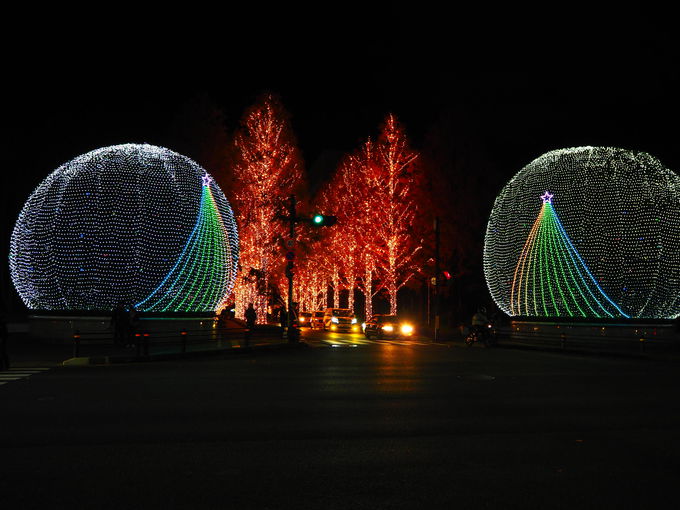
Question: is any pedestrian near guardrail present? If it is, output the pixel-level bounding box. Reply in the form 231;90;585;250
245;303;256;347
112;303;128;347
0;315;9;371
127;304;139;348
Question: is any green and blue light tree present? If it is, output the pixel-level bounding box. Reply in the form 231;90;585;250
510;191;629;318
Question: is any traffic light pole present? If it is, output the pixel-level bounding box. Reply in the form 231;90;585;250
286;195;297;343
278;197;334;343
434;216;440;342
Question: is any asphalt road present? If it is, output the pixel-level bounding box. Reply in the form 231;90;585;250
1;332;679;509
301;327;434;347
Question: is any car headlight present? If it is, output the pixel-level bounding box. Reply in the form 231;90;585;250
382;325;394;332
331;317;339;324
351;318;357;324
400;323;414;335
299;317;305;322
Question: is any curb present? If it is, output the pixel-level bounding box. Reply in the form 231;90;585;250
63;356;113;366
61;340;309;367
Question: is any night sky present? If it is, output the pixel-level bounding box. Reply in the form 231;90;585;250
3;10;678;314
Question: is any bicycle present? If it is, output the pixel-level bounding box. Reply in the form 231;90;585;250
464;324;496;347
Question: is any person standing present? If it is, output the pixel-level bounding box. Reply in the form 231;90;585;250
244;303;256;346
245;303;257;328
0;314;9;371
112;304;128;347
126;304;139;348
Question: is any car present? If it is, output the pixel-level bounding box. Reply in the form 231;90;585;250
363;314;415;339
310;311;325;330
297;311;312;328
322;308;359;332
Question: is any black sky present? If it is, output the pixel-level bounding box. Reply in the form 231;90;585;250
6;11;678;183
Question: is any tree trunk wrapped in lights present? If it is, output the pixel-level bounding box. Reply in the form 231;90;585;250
227;94;304;323
359;261;377;320
294;250;327;313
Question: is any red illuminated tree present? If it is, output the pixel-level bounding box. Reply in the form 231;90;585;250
314;139;377;319
295;248;328;312
284;223;330;315
347;139;384;320
310;116;425;318
371;114;425;315
227;94;304;323
225;103;424;322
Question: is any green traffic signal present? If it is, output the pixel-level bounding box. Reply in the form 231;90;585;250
310;214;337;227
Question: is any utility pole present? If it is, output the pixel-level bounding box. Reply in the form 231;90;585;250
434;216;440;342
285;195;298;343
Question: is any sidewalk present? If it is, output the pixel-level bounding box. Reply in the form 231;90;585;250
427;327;680;362
3;329;305;369
434;334;680;362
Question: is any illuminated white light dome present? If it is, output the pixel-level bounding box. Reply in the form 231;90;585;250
10;144;239;312
484;147;680;320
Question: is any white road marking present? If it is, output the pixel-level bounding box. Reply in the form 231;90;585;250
0;368;50;387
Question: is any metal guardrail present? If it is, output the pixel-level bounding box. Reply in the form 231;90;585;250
69;324;281;359
502;323;679;354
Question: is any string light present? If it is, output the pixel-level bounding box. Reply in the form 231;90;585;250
510;191;629;318
9;144;239;312
484;147;680;319
308;114;424;318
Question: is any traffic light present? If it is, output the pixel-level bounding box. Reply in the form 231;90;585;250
432;271;452;287
441;271;452;286
310;214;337;227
